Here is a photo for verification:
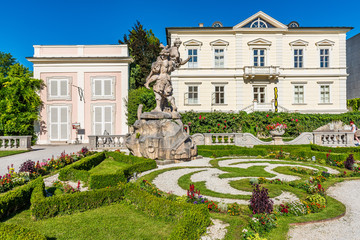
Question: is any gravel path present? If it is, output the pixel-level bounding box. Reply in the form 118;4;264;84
288;180;360;240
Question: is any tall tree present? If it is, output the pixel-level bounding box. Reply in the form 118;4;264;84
0;52;16;78
0;53;44;141
119;21;161;89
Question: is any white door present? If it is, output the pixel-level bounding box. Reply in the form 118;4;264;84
49;106;69;141
94;106;112;135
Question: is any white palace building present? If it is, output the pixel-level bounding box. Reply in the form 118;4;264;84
166;11;352;113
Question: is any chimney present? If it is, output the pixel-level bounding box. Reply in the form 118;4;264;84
198;23;204;27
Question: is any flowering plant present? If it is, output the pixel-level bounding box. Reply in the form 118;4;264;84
249;213;277;234
266;123;288;131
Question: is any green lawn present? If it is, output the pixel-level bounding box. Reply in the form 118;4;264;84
0;150;28;158
5;202;173;240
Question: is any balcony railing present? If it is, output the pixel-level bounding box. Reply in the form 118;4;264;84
244;66;280;80
88;135;127;149
0;136;32;150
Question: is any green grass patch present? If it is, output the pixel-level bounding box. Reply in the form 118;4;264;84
218;166;276;179
0;150;28;158
210;212;250;240
5;202;173;240
88;158;130;175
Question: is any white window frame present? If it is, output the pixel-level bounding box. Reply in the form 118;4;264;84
187;48;198;68
294;85;304;104
214;48;225;68
294;48;304;68
91;76;115;100
253;86;266;103
187;85;199;104
319;48;330;68
253;49;266;67
47;77;72;101
47;104;71;142
213;85;225;105
91;103;116;135
320;85;330;104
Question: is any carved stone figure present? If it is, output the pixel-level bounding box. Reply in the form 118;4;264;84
126;38;197;161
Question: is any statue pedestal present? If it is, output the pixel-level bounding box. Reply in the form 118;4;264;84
126;111;197;160
273;136;284;145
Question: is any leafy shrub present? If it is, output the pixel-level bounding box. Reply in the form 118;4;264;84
250;184;273;214
287;201;308;216
227;202;241;216
305;194;326;213
19;160;36;173
249;178;259;185
127;87;156;125
345;154;355;170
0;223;46;240
31;187;124;220
198;145;267;158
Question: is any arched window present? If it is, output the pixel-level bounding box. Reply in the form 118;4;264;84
250;18;268;28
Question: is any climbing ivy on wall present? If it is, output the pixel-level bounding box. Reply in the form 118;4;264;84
347;98;360;112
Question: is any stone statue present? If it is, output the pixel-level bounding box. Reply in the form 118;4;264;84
125;38;197;161
144;38;190;112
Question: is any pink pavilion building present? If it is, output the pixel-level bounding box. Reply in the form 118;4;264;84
27;45;132;144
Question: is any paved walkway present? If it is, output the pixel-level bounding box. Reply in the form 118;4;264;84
0;144;88;176
288;180;360;240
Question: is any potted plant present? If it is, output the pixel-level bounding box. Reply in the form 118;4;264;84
267;116;287;137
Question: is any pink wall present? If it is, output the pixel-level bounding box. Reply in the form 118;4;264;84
39;72;78;143
83;47;122;56
84;72;123;137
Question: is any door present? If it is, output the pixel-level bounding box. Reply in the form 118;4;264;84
49;106;69;141
93;106;112;135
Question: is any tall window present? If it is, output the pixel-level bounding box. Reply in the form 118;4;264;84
320;85;330;103
214;49;224;68
214;86;224;104
253;49;265;67
294;49;303;68
253;86;265;103
320;49;329;68
188;86;198;104
49;78;69;99
49;106;68;141
294;85;304;103
93;105;112;135
188;49;198;68
92;77;114;99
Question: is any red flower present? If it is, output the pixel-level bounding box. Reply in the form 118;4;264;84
209;129;211;132
291;119;294;121
199;115;202;119
224;126;227;128
224;120;227;123
295;119;298;122
266;114;269;117
203;117;205;120
218;123;220;126
233;117;235;119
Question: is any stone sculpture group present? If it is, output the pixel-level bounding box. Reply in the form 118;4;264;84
126;38;197;161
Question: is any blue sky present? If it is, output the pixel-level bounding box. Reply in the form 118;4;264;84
1;0;359;70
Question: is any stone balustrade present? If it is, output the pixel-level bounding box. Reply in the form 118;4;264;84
203;133;237;145
0;136;32;150
313;131;354;147
88;135;127;149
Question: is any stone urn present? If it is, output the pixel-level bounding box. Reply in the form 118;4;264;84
270;129;285;137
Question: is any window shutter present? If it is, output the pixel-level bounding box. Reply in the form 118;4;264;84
104;80;112;96
50;107;58;140
50;81;58;97
60;80;68;96
94;80;102;96
104;106;112;134
60;107;68;140
94;107;102;135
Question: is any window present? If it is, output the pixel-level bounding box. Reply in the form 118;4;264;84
49;106;69;141
93;105;113;135
250;18;268;28
188;86;198;104
320;85;330;103
214;86;224;104
92;77;114;99
320;49;329;68
294;85;304;103
253;86;265;103
253;49;265;67
214;49;224;68
188;49;198;68
48;78;70;99
294;49;303;68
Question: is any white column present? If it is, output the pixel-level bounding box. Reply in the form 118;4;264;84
276;34;283;67
78;71;85;138
120;65;129;134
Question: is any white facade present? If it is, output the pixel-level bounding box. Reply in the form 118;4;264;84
167;11;352;113
28;45;132;144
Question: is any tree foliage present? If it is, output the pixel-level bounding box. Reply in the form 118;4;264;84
0;53;44;140
126;87;156;125
0;52;16;78
119;21;161;89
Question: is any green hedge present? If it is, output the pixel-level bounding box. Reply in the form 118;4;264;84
198;145;267;158
31;187;124;220
310;144;360;153
347;98;360;112
0;177;44;220
122;183;211;240
59;152;105;182
0;223;46;240
89;152;157;189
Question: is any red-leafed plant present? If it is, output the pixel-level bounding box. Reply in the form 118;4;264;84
250;184;273;214
345;154;355;170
